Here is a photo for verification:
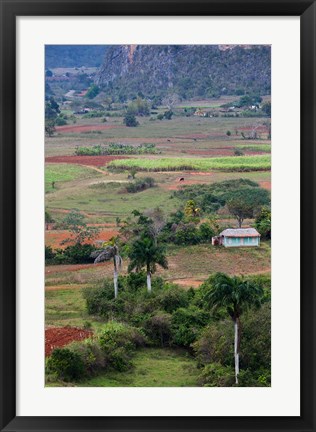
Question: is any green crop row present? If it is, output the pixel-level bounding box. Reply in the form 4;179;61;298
107;155;271;172
236;144;271;153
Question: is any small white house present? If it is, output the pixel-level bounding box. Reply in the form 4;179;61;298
212;228;261;247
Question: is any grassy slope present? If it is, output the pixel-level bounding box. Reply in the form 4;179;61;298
46;164;100;193
77;348;200;387
45;288;89;327
45;175;181;223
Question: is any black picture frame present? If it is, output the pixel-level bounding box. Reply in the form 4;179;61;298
0;1;315;431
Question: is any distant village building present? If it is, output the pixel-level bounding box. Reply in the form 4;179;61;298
194;108;207;117
212;228;260;247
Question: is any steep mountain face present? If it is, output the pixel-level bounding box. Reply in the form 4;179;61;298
95;45;271;99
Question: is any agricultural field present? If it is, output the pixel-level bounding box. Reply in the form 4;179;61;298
45;45;271;388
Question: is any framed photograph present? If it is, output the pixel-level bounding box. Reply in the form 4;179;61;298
0;1;315;431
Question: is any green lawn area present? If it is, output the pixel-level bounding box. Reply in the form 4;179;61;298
45;288;89;327
45;164;100;192
77;348;200;387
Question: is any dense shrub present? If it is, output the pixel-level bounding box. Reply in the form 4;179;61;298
98;321;146;371
192;319;234;367
164;110;173;120
174;223;200;245
237;368;271;387
55;116;67;126
124;113;139;127
255;206;271;239
157;285;191;313
69;338;107;375
75;145;102;156
46;243;96;265
239;303;271;371
145;311;172;347
171;306;209;347
126;177;156;193
45;245;55;261
198;222;215;242
75;143;157;156
82;110;105;118
85;84;100;99
46;348;85;381
198;363;235;387
83;279;118;316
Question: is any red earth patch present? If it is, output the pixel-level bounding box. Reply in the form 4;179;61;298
45;262;104;274
45;229;119;249
45;327;93;357
259;181;271;190
45;155;128;167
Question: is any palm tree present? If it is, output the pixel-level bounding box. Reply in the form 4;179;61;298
128;236;168;293
91;244;122;298
204;273;264;385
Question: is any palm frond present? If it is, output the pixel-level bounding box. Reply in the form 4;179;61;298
93;246;116;263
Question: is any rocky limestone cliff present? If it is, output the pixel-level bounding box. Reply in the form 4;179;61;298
95;45;271;99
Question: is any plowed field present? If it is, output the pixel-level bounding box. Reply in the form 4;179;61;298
45;327;93;357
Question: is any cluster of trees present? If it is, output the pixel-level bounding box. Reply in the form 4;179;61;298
45;97;60;136
85;84;100;99
156;109;174;121
174;179;270;228
47;271;270;386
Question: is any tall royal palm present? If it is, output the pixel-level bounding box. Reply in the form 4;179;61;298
91;244;122;299
204;273;264;384
128;236;168;293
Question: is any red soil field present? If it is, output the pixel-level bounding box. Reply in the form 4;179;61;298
45;228;119;249
259;181;271;190
172;279;202;288
45;262;104;274
45;155;128;167
55;124;121;133
45;327;93;357
238;125;269;133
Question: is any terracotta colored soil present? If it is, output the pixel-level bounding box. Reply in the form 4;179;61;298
171;279;202;288
45;327;93;357
45;155;128;167
55;124;120;133
259;180;271;190
238;125;269;132
46;262;104;274
45;229;119;249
